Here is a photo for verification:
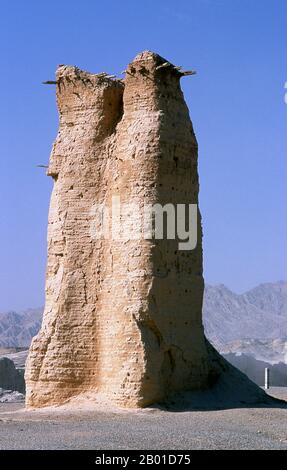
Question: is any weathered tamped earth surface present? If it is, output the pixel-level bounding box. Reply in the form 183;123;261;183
25;51;273;409
0;389;287;450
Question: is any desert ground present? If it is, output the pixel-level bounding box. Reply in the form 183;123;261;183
0;388;286;450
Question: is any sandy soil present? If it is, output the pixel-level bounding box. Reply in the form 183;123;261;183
0;388;286;450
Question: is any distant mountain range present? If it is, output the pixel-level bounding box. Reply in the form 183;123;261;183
0;308;42;348
203;281;287;363
0;281;286;364
204;281;287;345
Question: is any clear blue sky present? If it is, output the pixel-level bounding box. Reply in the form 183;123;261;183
0;0;286;311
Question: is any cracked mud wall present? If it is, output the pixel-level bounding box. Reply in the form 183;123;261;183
26;51;266;409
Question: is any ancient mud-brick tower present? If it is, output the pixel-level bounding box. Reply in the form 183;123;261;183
25;51;264;408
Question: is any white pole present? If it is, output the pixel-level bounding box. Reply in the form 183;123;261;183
264;367;270;390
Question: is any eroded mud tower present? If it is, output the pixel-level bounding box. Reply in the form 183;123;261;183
26;51;267;408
